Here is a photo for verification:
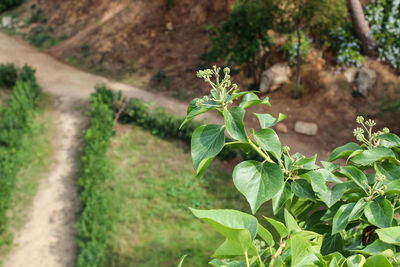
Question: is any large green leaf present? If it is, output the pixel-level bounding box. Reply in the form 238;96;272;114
293;154;319;170
348;198;367;221
377;162;400;181
271;182;292;215
340;166;368;192
290;233;320;267
328;143;361;162
351;148;396;166
190;208;258;257
346;254;365;267
254;113;286;129
353;240;395;256
376;133;400;148
264;216;288;239
233;161;283;214
309;172;346;208
239;93;270;109
253;128;282;160
291;179;315;200
384;179;400;194
363;255;393;267
321;234;344;256
375;227;400;245
332;203;356;234
364;199;393;228
191;124;225;178
223;107;247;142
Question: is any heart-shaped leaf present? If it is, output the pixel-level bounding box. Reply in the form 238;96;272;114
351;147;396;166
340;166;368;192
254;113;286;129
223;107;247;142
233;161;283;214
310;172;346;208
272;182;292;215
191;124;225;178
190;208;258;257
332;202;356;234
375;226;400;245
239;93;270;109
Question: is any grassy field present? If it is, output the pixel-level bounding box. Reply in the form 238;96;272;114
103;124;264;267
0;95;54;263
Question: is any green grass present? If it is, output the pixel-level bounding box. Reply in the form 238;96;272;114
103;124;263;266
0;95;54;264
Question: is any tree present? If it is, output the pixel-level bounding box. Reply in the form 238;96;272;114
346;0;375;56
277;0;347;97
205;0;277;87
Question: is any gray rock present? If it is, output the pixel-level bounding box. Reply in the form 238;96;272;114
294;121;318;136
355;67;376;96
259;62;291;93
1;16;12;28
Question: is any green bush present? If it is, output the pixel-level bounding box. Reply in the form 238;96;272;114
76;87;114;267
281;31;311;65
181;66;400;266
0;64;39;233
331;25;365;67
0;63;18;88
0;0;23;13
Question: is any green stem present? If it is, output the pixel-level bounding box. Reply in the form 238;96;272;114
248;139;274;163
245;250;250;267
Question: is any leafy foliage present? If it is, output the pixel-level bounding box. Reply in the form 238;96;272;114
0;0;23;13
0;63;18;88
75;87;114;267
182;66;400;266
331;25;365;67
365;0;400;70
0;64;39;234
281;31;311;65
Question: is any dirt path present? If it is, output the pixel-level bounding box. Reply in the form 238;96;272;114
4;96;86;267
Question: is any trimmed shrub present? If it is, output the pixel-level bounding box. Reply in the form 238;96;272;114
0;64;39;233
0;0;23;13
75;88;114;267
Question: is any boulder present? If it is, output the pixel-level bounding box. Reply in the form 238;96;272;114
355;67;376;96
1;16;12;28
294;121;318;136
259;63;291;93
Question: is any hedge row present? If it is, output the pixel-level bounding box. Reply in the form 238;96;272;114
0;64;39;233
76;87;114;267
112;89;262;161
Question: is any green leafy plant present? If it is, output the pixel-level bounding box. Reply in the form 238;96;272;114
0;0;23;13
181;66;400;266
0;64;40;234
76;87;115;267
0;63;18;88
331;25;365;67
281;31;311;65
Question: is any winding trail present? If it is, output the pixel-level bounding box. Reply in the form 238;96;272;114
0;31;329;266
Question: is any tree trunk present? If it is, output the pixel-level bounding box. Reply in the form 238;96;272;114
294;28;301;98
346;0;375;56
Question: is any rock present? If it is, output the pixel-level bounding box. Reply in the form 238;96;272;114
259;62;291;93
1;16;12;28
275;123;288;133
344;67;357;83
355;67;376;96
294;121;318;136
166;22;173;31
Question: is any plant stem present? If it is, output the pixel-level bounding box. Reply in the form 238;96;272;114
248;138;274;163
245;250;250;267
